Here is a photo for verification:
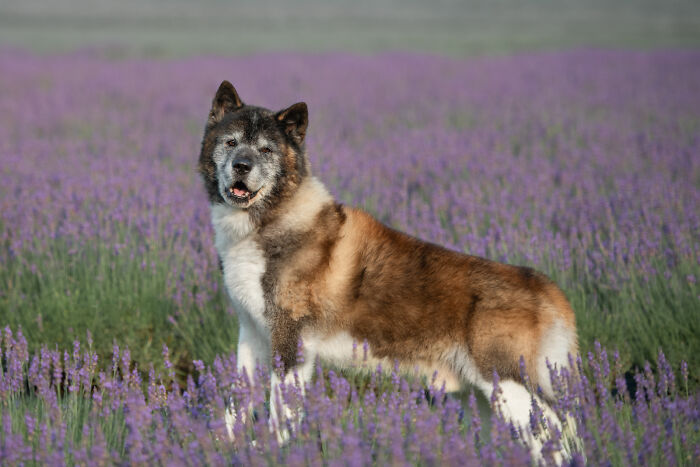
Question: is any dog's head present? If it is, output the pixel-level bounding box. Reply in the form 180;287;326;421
199;81;309;217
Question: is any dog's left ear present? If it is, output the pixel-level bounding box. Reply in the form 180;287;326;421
208;81;244;127
275;102;308;146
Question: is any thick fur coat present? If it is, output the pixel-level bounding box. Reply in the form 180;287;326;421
199;81;579;456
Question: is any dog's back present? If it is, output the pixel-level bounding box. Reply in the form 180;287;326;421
268;200;577;398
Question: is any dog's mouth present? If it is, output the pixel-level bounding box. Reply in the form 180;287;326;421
226;181;260;205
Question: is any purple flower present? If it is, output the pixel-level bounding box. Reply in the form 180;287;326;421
1;48;699;464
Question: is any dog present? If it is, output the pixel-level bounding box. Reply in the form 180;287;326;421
198;81;579;458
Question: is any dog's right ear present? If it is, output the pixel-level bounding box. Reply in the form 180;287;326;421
207;81;244;126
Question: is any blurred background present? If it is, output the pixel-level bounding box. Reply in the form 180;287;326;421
2;0;699;57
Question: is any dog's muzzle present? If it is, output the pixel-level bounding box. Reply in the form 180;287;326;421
226;180;259;202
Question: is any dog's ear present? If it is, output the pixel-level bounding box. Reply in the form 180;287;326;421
208;81;244;126
275;102;308;146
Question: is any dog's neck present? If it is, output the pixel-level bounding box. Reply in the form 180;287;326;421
267;176;333;233
211;176;333;248
211;203;256;252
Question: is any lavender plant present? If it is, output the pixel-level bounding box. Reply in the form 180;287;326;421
1;328;698;465
0;49;698;462
1;49;697;385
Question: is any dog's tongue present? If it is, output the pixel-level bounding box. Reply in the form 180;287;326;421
233;186;249;197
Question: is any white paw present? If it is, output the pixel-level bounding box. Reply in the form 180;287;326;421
224;405;237;441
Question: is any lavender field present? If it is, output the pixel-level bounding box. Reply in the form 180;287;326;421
1;49;699;464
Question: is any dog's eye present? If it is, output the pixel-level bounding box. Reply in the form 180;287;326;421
260;147;272;154
226;139;237;147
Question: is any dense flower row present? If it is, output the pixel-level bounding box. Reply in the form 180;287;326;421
0;49;698;463
0;328;697;465
1;49;698;375
1;50;698;290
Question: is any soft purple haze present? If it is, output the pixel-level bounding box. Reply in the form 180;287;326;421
1;49;699;464
2;50;698;286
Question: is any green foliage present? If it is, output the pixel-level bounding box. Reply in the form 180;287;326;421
0;239;237;384
1;234;697;390
564;258;699;387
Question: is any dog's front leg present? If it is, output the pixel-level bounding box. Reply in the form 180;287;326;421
225;312;270;440
236;312;270;382
269;342;316;444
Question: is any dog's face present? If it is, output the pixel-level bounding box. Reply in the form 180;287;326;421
199;81;309;216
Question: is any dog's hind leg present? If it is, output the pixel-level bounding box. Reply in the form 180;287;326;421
480;378;566;464
448;347;567;464
535;316;583;462
478;317;581;465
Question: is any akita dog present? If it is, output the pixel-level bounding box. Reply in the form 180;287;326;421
199;81;579;456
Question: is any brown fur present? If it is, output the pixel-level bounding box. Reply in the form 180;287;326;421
260;199;576;390
200;81;578;397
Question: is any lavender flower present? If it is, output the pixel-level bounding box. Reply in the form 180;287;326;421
0;48;699;464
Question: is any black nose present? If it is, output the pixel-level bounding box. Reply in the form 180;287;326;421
233;157;252;175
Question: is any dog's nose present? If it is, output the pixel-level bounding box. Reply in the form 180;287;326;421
233;157;252;175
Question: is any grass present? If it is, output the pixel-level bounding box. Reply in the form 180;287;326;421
0;236;238;383
556;256;698;383
1;223;697;391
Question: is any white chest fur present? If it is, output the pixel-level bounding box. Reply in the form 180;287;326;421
211;204;268;334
